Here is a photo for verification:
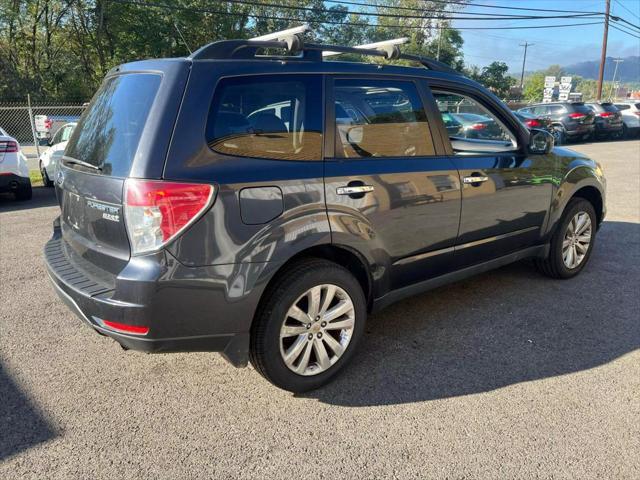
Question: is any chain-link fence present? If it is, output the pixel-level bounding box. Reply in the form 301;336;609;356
0;98;87;155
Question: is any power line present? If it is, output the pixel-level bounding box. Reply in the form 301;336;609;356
613;0;640;21
611;16;640;32
109;0;605;23
440;0;603;15
110;0;605;31
610;23;640;38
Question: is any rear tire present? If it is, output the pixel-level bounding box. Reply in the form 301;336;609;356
250;258;367;392
40;162;54;187
552;125;565;145
536;198;597;279
14;181;32;201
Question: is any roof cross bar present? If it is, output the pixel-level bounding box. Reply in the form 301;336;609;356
322;38;409;58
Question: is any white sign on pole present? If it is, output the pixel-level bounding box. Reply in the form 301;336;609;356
544;76;556;88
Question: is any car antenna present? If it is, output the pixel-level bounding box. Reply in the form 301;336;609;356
173;21;193;55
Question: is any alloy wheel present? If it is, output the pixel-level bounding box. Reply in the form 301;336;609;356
279;284;355;376
562;211;592;269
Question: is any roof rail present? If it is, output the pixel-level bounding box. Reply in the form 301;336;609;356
190;32;462;76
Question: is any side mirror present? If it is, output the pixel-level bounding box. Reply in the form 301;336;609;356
528;128;554;154
346;126;364;144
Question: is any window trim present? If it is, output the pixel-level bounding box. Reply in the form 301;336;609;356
205;73;325;162
324;74;441;161
424;79;528;157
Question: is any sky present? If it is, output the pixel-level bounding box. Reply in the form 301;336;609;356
452;0;640;73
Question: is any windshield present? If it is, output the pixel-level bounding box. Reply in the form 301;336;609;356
64;73;161;176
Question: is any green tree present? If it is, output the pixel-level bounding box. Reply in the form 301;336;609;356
467;62;516;98
523;72;546;102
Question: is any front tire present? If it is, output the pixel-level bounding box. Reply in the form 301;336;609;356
536;198;597;279
250;258;367;392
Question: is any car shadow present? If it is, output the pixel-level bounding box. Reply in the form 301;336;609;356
0;362;59;460
303;220;640;406
0;186;57;212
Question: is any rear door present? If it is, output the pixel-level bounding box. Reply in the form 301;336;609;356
56;63;189;274
429;86;553;267
324;76;461;292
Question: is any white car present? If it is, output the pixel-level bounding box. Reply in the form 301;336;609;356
39;122;76;187
0;127;32;200
613;101;640;137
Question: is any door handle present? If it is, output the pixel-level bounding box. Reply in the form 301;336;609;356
463;175;489;185
336;185;374;195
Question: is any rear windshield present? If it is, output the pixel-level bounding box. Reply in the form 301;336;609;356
601;103;619;112
571;104;592;114
64;73;161;176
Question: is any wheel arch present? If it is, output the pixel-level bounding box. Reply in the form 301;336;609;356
253;244;374;322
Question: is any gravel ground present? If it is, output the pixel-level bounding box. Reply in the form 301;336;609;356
1;140;639;479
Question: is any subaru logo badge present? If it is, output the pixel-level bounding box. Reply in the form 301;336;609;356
55;170;65;187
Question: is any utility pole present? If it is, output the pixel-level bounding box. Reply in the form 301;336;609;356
608;58;623;99
596;0;611;100
519;42;534;88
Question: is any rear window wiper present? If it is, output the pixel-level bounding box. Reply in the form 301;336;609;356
62;156;102;171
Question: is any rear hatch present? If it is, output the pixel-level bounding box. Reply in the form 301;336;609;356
599;103;623;125
569;103;595;125
55;61;189;276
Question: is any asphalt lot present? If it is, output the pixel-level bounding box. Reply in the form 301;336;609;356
1;140;639;479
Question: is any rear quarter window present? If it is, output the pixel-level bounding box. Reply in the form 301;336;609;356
64;73;161;176
206;75;322;161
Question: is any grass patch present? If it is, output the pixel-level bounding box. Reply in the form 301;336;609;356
29;169;44;187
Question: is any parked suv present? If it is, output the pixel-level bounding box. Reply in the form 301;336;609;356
44;37;606;392
585;102;624;139
517;102;595;144
613;101;640;137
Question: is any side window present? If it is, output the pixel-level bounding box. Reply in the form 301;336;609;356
206;75;322;161
433;91;517;151
52;127;64;145
61;126;73;142
333;79;435;158
551;105;566;114
533;105;548;115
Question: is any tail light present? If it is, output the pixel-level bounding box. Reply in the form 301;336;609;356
598;112;615;118
634;112;640;117
0;140;18;153
124;179;215;255
470;123;487;130
101;319;149;335
525;119;542;128
568;113;586;120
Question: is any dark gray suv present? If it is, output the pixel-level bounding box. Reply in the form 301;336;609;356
518;102;596;144
45;36;606;392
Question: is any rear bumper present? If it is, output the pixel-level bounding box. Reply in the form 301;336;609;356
43;221;271;367
565;124;595;138
0;173;30;193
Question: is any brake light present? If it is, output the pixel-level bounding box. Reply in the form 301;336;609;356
568;112;586;120
470;123;487;130
102;319;149;335
525;119;542;128
124;179;215;255
0;140;18;153
598;112;615;118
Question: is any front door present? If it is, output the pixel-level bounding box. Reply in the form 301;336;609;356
324;76;462;294
430;88;553;267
